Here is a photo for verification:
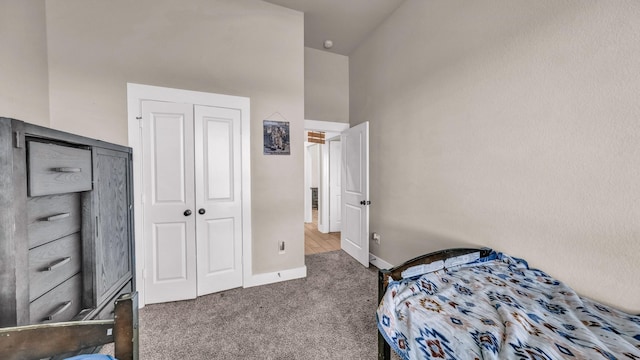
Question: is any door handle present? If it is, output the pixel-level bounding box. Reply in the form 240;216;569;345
184;209;192;216
360;200;371;205
198;208;206;215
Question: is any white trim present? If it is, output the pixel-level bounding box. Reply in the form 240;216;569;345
304;119;349;133
243;266;307;288
318;141;330;233
126;83;252;307
369;253;394;270
327;137;341;232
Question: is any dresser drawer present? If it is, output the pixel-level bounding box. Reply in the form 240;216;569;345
27;193;82;249
29;233;82;302
30;273;82;324
27;142;92;196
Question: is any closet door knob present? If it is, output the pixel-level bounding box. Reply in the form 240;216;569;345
198;208;206;215
184;209;192;216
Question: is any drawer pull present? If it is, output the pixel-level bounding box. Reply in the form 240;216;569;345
45;301;72;321
46;257;71;271
45;212;71;221
53;167;82;173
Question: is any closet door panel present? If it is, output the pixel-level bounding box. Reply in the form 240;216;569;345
141;100;197;304
194;105;243;296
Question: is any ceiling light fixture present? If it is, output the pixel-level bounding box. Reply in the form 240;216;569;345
323;40;333;49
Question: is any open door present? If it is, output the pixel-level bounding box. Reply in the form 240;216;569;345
340;122;369;267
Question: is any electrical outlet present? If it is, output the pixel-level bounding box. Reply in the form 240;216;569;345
372;232;381;244
278;241;285;254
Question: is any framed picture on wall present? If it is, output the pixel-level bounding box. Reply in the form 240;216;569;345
263;120;290;155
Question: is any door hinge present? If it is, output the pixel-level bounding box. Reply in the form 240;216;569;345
137;116;143;128
14;131;22;148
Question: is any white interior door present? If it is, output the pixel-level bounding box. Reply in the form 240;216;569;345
142;100;198;304
329;138;342;232
341;122;369;267
194;105;243;296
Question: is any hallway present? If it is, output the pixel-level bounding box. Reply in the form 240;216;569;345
304;210;341;255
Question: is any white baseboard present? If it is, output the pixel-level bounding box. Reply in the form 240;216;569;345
369;253;394;270
243;265;307;288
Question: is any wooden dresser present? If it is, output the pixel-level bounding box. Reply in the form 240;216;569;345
0;117;135;327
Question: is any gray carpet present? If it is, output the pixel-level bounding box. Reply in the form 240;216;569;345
106;250;401;359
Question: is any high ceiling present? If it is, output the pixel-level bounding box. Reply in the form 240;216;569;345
263;0;405;56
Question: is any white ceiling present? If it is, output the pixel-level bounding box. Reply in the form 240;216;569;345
264;0;405;56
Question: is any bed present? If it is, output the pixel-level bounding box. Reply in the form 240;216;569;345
0;292;139;360
377;248;640;360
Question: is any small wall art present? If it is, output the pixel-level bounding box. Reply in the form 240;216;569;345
263;120;290;155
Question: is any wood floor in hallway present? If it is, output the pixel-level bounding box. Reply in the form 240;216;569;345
305;209;341;255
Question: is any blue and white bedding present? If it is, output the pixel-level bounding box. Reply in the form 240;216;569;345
377;252;640;359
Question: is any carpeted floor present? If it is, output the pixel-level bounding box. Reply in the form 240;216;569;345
106;250;401;359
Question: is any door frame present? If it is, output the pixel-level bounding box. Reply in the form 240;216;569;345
127;83;252;307
304;120;349;233
303;142;313;224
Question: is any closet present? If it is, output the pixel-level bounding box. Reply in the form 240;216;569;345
139;100;243;304
0;117;134;327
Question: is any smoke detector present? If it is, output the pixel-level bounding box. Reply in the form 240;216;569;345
323;40;333;49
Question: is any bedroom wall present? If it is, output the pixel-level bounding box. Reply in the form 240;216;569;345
351;0;640;312
0;0;49;126
45;0;305;275
304;47;349;123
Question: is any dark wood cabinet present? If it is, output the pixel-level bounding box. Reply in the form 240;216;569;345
0;117;135;327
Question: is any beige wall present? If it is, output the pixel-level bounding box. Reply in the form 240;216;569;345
45;0;305;274
0;0;49;125
304;47;349;123
351;0;640;312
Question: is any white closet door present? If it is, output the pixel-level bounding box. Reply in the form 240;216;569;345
194;105;243;296
142;100;197;304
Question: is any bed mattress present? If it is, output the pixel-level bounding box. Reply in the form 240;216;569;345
377;252;640;359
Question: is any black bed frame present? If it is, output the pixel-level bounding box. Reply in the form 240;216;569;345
377;248;492;360
0;292;139;360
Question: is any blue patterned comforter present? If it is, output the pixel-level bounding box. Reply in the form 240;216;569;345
377;252;640;359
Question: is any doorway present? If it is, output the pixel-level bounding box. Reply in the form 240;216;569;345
303;120;349;255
